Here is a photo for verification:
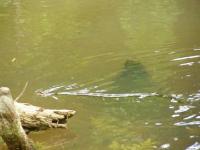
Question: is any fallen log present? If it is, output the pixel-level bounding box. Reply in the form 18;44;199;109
0;87;76;150
15;102;76;131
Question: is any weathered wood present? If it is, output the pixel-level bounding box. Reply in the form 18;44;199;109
15;102;76;131
0;87;76;150
0;87;35;150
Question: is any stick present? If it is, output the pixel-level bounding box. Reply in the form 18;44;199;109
15;81;29;102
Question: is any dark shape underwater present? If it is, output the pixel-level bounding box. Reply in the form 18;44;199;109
111;60;153;93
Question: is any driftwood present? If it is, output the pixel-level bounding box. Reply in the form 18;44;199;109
0;87;76;150
15;102;76;131
0;87;35;150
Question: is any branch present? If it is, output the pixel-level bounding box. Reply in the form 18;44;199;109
15;81;29;102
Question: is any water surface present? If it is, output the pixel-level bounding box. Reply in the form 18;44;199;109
0;0;200;149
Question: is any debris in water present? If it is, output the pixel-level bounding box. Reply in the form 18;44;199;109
11;57;16;62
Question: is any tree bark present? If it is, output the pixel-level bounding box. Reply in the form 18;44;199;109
0;87;35;150
0;87;76;150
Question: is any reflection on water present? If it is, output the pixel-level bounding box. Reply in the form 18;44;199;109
0;0;200;149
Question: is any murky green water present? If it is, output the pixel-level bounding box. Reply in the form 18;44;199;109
0;0;200;149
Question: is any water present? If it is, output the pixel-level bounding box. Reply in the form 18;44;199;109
0;0;200;149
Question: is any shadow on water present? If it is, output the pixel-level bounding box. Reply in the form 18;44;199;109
111;60;152;93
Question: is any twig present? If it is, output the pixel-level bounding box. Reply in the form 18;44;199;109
15;81;29;101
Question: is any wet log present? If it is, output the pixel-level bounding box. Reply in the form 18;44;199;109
0;87;76;150
15;102;76;131
0;87;35;150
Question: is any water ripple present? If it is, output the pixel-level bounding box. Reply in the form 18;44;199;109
174;121;200;126
36;85;158;99
174;105;195;114
172;55;200;61
180;62;194;66
186;142;200;150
